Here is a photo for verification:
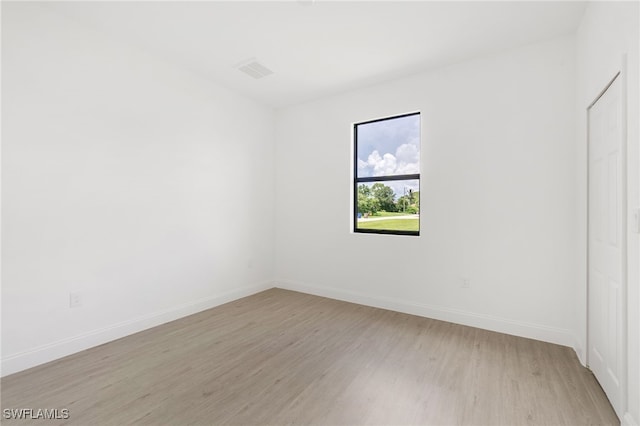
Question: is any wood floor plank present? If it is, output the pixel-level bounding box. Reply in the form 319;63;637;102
1;289;619;425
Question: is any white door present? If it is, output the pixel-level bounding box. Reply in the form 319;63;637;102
588;73;625;418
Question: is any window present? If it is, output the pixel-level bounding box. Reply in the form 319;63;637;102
354;112;420;236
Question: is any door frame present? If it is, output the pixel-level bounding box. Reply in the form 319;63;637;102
586;58;628;418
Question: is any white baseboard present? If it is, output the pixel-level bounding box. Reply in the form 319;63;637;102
1;281;273;377
573;335;587;366
623;412;639;426
276;280;574;348
2;280;580;377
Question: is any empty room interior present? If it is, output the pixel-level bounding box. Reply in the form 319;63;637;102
1;1;639;425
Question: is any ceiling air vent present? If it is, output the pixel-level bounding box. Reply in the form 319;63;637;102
235;58;274;79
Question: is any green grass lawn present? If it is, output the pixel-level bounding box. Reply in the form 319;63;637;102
357;218;419;232
373;211;412;217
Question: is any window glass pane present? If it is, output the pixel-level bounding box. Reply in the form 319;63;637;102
356;114;420;178
356;179;419;232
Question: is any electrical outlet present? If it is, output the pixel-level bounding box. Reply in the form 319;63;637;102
69;292;82;308
461;278;470;289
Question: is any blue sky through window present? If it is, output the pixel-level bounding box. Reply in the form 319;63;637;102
356;114;420;197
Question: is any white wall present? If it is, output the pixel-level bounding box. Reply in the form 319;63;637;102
576;2;640;424
1;3;276;375
275;36;577;346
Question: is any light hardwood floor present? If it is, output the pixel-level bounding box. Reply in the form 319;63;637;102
1;288;618;425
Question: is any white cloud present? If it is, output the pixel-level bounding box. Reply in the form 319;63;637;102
358;146;420;178
395;143;419;163
369;151;397;176
395;143;420;174
357;158;369;174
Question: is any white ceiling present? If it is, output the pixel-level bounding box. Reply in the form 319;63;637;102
45;1;587;108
